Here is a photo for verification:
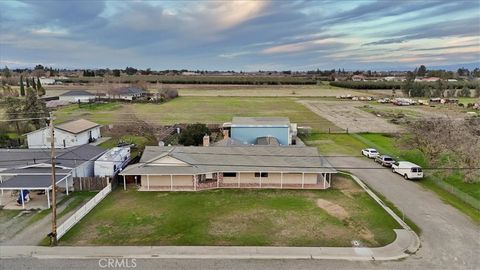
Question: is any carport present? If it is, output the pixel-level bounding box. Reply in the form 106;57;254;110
0;174;70;209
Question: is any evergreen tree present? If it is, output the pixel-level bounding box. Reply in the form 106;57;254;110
26;77;30;88
19;75;25;96
24;88;47;129
37;77;45;96
31;77;37;90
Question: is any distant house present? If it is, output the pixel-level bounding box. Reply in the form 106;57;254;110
352;75;366;81
414;77;440;82
224;117;296;145
39;77;56;85
108;87;147;100
119;146;336;191
59;90;97;103
26;119;102;149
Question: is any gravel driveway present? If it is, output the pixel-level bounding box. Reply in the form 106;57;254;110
326;156;480;270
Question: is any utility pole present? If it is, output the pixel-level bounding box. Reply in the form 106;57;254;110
49;112;58;246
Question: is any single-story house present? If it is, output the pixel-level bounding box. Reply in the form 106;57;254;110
107;87;147;100
224;117;296;145
119;145;336;191
26;119;102;149
0;144;106;208
59;90;98;103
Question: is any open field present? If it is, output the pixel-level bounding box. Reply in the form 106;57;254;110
60;176;400;247
54;97;338;131
299;100;405;133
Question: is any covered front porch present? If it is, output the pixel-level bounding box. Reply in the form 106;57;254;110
122;171;334;191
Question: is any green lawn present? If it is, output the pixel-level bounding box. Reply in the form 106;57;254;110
99;135;154;158
60;176;400;247
54;102;122;125
302;133;367;156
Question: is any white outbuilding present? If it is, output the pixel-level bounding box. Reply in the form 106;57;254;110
26;119;102;149
59;90;96;103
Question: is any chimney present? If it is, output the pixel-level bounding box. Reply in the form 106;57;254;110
203;134;210;147
222;129;229;138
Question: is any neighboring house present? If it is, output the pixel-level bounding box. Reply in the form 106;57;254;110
94;146;131;177
108;87;146;100
119;145;336;191
414;77;440;82
26;119;102;149
59;90;97;103
0;145;107;208
39;77;56;85
352;75;366;81
225;117;296;145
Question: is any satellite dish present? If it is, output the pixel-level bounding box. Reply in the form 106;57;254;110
158;141;165;146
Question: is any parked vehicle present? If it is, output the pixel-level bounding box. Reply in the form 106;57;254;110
361;148;379;158
392;161;423;180
375;155;395;167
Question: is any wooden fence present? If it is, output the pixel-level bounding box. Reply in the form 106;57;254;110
73;177;110;191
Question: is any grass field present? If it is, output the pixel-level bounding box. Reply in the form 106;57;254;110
54;97;338;131
60;176;400;247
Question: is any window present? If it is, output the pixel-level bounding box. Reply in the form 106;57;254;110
254;172;268;178
223;172;237;177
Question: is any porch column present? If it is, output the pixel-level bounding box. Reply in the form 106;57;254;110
302;173;305;188
217;173;220;188
147;175;150;191
259;172;262;188
20;189;25;209
0;176;3;195
194;175;197;191
323;173;326;189
46;188;51;208
123;175;126;190
238;173;241;188
170;175;173;191
280;172;283;189
65;179;69;195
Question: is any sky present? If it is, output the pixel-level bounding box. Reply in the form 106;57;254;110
0;0;479;71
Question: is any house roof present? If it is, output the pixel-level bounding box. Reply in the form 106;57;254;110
60;90;95;96
0;145;106;170
256;136;280;145
53;144;106;168
56;119;101;134
231;117;290;127
211;137;246;147
0;167;71;175
113;87;146;95
0;148;68;169
121;145;336;176
0;174;69;190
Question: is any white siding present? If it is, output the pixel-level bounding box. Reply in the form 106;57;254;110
27;127;101;149
59;95;95;103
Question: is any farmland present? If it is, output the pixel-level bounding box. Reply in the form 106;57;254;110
60;176;401;247
54;97;339;131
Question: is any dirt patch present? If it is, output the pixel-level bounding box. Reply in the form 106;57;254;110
299;100;405;133
208;209;268;237
332;176;363;198
316;199;350;220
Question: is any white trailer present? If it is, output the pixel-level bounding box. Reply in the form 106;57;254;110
94;147;131;177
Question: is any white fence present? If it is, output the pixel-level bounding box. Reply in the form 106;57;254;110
57;183;112;239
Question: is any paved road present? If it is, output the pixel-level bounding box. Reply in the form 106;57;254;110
2;157;478;270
